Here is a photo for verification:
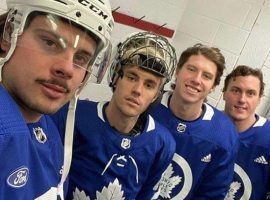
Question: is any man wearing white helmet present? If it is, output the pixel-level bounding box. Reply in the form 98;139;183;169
52;32;177;199
0;0;113;199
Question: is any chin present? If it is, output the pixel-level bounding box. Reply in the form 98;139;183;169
36;102;63;115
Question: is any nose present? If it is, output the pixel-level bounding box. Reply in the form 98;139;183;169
238;93;246;104
132;81;143;96
239;92;246;102
191;72;202;85
51;50;74;79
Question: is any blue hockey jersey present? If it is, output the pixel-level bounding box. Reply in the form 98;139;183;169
0;85;63;199
150;91;239;199
225;115;270;200
52;100;176;200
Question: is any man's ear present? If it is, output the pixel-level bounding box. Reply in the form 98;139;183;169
0;21;12;55
0;38;11;55
152;90;162;103
210;86;216;93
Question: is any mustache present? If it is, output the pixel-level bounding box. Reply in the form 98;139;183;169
37;79;70;93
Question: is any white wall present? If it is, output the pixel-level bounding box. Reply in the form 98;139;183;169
0;0;7;14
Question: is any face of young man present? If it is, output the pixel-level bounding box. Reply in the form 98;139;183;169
223;75;261;124
1;15;97;121
111;65;161;118
174;54;217;106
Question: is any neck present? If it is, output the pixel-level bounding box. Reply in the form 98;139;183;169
105;101;138;134
169;92;203;121
233;115;257;133
1;82;42;123
20;106;42;123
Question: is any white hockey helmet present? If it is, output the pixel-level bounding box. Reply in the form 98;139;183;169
1;0;114;86
108;31;177;89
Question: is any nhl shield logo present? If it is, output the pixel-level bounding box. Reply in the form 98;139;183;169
33;127;47;143
177;123;186;133
121;138;131;149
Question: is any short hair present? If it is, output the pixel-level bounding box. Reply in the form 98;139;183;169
223;65;264;96
177;43;225;86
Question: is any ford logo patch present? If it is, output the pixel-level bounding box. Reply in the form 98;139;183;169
7;167;29;188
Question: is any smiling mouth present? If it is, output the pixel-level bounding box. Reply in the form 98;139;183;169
186;85;200;93
234;105;247;111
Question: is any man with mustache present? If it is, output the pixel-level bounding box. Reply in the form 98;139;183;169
52;32;177;199
0;0;113;199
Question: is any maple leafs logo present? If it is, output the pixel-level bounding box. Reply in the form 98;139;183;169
72;179;125;200
224;181;241;200
96;178;125;200
73;188;90;200
154;164;182;198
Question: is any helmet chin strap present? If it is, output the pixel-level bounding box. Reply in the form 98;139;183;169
57;91;79;200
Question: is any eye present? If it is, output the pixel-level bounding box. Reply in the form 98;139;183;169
231;88;239;93
37;35;62;53
203;73;213;80
187;66;196;72
73;53;91;70
41;38;58;49
43;39;55;46
145;82;156;89
247;91;256;97
125;73;136;81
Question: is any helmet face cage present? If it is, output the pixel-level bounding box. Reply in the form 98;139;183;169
1;0;114;86
109;32;177;87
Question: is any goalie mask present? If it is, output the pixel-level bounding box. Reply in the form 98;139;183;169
108;32;177;89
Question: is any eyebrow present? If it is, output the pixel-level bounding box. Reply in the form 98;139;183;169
231;85;257;92
128;70;159;85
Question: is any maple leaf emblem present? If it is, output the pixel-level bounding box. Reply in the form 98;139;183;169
224;181;241;200
72;187;90;200
96;178;125;200
154;164;182;198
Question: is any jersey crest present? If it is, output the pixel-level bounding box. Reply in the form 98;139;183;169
155;153;193;199
121;138;131;149
154;163;182;198
225;164;252;199
176;123;186;133
73;179;125;200
225;181;241;200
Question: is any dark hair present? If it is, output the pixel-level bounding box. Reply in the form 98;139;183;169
223;65;264;97
176;43;225;87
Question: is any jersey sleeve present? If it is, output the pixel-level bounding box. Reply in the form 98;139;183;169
136;128;176;200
